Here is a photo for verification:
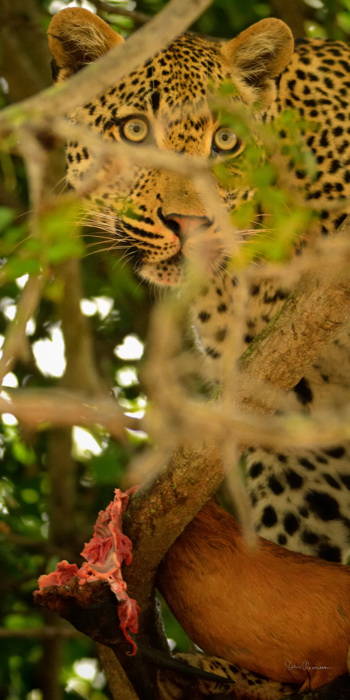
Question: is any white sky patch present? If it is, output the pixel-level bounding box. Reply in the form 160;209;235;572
0;77;9;95
1;298;16;321
116;366;138;387
16;274;29;289
49;0;96;14
2;413;18;426
64;678;89;698
32;326;66;378
73;658;98;681
72;427;103;460
80;299;96;317
167;638;176;652
0;477;12;514
26;318;36;336
125;409;145;419
126;427;148;440
40;520;49;539
27;691;42;700
114;334;144;361
119;394;147;414
80;296;114;319
94;296;113;319
2;373;18;388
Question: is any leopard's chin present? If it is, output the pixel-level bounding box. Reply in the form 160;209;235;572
137;246;228;288
137;255;183;288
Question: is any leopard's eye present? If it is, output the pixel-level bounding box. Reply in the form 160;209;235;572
212;127;241;154
121;117;149;143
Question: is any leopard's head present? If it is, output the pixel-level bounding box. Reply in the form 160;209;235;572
48;8;293;286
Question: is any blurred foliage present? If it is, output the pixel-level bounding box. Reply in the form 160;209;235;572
0;0;349;698
212;98;318;264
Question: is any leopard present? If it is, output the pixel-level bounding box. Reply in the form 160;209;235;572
47;8;350;568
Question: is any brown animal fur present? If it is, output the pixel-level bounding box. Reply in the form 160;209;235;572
157;500;350;692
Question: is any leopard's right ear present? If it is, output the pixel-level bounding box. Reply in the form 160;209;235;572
47;8;124;82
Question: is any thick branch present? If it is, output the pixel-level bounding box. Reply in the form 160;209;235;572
124;442;222;613
237;229;350;413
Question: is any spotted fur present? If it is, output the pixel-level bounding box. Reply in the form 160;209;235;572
157;652;295;699
48;9;350;564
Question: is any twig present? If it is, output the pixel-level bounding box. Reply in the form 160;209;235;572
3;532;74;558
98;644;141;700
94;0;150;25
0;387;137;438
0;625;81;638
0;275;43;380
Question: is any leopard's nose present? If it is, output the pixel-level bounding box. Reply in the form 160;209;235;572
159;211;222;267
166;214;212;236
159;209;212;237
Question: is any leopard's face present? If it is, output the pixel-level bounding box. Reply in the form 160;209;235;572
48;9;295;286
69;34;234;287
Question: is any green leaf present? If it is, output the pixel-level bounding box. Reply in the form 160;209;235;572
0;207;15;231
89;442;129;484
4;614;43;630
251;164;277;188
218;79;237;96
47;238;83;264
230;200;255;229
2;257;41;280
337;11;350;33
20;488;39;504
2;223;26;247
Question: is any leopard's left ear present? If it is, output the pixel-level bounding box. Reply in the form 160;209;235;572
222;18;294;103
48;8;124;82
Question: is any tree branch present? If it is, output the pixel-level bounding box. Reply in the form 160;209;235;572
237;228;350;413
0;387;137;438
94;0;150;25
0;625;80;639
98;644;140;700
0;275;42;380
